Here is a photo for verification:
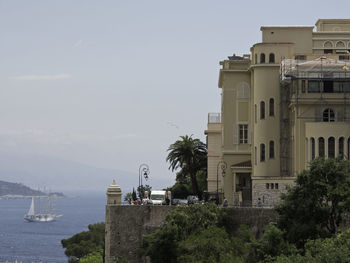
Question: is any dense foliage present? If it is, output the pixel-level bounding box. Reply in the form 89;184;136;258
61;222;105;263
143;158;350;263
79;249;103;263
142;203;252;263
276;157;350;248
166;135;207;198
273;228;350;263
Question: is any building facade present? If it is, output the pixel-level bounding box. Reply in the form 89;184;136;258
205;19;350;206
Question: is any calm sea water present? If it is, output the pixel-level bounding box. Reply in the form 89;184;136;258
0;192;106;263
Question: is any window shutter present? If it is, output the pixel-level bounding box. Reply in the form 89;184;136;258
248;124;252;144
233;124;239;144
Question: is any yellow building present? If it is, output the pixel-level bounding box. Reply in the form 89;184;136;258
205;19;350;206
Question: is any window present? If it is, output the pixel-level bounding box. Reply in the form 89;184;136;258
339;137;344;158
269;141;275;159
270;183;274;189
260;143;265;162
237;83;249;99
301;80;306;93
260;101;265;120
266;183;269;189
328;137;335;158
323;108;335;122
339;55;350;61
269;53;275;63
260;53;265;63
324;49;333;54
323;81;334;93
275;183;279;189
308;81;321;93
239;124;248;144
319;137;325;157
295;55;306;60
334;81;350;93
269;98;274;116
311;137;315;160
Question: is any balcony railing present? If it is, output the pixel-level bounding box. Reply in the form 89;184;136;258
208;113;221;123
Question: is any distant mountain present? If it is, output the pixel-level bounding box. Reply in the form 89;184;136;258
0;152;138;193
0;180;45;196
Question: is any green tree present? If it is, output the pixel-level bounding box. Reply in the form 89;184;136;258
276;158;350;248
79;248;103;263
124;192;133;204
166;135;207;197
169;182;191;199
61;222;105;262
132;188;137;201
142;203;252;263
273;228;350;263
137;184;152;199
177;226;247;263
142;203;222;263
252;224;296;262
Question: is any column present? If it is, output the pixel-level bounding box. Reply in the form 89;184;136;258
335;137;339;158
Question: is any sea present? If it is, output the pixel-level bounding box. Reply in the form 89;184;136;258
0;192;106;263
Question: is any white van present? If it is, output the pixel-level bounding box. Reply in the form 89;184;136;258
149;190;171;205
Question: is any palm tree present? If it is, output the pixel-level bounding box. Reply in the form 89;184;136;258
166;135;207;196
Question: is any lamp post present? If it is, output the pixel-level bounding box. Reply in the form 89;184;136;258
138;164;150;199
216;160;227;205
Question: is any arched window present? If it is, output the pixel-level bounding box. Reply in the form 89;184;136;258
269;98;274;116
269;53;275;63
269;140;275;159
319;137;325;157
260;101;265;120
323;108;335;122
311;137;315;160
339;137;344;158
260;53;265;63
336;41;346;48
328;137;335;158
260;143;265;162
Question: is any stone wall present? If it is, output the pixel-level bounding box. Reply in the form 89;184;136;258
105;206;278;263
252;182;289;207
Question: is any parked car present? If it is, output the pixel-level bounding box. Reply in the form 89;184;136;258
171;198;180;206
178;199;188;205
171;198;188;206
187;195;199;205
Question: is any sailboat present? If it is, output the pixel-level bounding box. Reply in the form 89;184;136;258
24;196;62;222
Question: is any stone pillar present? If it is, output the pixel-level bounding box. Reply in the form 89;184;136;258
335;137;339;158
106;180;122;205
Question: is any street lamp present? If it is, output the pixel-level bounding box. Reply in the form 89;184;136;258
138;164;150;199
216;160;227;205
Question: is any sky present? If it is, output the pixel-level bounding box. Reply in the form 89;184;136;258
1;0;350;189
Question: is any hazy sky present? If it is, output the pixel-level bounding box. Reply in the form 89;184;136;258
1;0;349;188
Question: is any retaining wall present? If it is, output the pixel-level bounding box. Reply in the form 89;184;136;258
105;206;278;263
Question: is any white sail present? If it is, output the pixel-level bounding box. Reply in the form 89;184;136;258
24;195;62;222
27;197;35;216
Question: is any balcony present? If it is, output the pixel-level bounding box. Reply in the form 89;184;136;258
208;113;221;123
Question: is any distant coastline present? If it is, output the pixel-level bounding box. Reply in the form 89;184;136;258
0;180;65;199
